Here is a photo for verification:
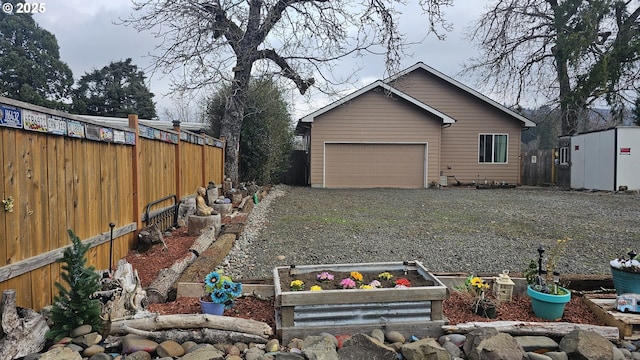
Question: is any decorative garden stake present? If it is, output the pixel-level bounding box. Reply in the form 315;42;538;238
537;244;545;275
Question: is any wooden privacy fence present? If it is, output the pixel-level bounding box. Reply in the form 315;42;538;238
521;149;556;186
0;97;224;310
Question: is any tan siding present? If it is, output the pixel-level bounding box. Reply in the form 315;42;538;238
310;90;441;187
392;70;523;184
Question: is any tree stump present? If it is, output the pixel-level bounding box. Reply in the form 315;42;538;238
187;214;221;236
0;289;49;359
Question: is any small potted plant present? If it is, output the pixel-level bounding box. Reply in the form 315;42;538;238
200;269;242;315
526;238;571;320
610;250;640;295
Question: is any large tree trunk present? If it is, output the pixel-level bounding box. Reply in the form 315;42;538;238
0;289;49;360
221;61;252;184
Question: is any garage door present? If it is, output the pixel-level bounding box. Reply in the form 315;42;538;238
325;143;426;188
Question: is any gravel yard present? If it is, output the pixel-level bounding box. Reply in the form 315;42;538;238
221;185;640;280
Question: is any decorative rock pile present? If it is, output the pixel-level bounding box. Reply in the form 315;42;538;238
25;325;640;360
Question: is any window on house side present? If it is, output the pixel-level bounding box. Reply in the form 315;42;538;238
559;147;568;165
479;134;508;163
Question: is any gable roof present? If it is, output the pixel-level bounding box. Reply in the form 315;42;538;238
385;62;536;128
298;80;456;128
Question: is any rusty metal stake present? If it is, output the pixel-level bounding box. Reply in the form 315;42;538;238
109;222;115;272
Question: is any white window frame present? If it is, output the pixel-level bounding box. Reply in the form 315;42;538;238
559;146;569;165
478;134;509;164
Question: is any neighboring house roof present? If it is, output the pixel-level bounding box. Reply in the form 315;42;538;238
385;62;536;128
297;80;456;132
77;115;209;132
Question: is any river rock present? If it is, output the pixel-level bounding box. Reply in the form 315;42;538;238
88;353;112;360
559;330;613;360
73;332;102;347
70;324;93;338
245;347;265;360
385;330;405;344
180;344;224;360
121;335;158;354
401;337;450;360
514;336;559;352
302;335;339;360
82;344;105;357
338;333;396;360
156;340;185;357
463;328;526;360
126;351;152;360
265;338;280;352
371;329;385;343
39;346;82;360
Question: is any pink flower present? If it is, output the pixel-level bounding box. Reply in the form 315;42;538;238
369;280;382;288
339;278;356;289
317;271;334;281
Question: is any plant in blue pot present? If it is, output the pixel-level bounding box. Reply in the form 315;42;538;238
200;269;243;315
610;250;640;296
526;238;571;320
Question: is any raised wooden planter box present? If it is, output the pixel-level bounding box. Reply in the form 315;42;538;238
273;260;449;342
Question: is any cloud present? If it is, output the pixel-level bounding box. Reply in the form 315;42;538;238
34;0;486;119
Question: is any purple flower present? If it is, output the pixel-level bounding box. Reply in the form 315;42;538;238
369;280;382;288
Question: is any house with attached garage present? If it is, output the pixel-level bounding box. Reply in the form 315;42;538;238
295;62;536;188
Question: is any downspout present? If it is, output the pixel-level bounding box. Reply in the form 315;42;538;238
613;127;618;191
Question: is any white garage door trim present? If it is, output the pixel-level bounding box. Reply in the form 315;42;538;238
323;141;428;188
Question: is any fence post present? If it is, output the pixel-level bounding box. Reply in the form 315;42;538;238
128;114;142;232
200;130;207;186
173;121;181;201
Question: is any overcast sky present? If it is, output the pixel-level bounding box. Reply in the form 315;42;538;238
34;1;489;121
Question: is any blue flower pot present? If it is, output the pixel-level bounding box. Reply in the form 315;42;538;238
611;267;640;295
200;299;225;315
527;285;571;320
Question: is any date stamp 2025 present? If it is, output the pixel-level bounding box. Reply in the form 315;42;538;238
2;2;46;15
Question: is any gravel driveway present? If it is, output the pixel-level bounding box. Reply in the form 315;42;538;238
221;185;640;280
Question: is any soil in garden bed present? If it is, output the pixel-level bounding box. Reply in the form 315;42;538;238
279;269;434;291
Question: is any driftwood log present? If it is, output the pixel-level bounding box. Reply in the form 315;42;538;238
122;326;269;344
0;289;49;360
145;229;217;303
110;313;273;338
137;224;167;252
99;259;148;320
442;321;619;339
145;254;196;304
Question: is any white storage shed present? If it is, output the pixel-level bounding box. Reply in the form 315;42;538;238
570;127;640;191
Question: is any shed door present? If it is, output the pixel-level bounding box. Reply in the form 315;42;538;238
325;143;426;188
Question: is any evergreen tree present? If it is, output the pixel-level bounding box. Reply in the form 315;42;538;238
72;58;157;119
46;229;103;342
0;0;73;109
208;78;294;184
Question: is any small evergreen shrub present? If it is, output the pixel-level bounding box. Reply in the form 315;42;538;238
46;229;103;341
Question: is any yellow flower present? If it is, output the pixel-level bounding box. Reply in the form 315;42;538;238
310;285;322;291
359;284;373;289
350;271;363;282
378;272;393;280
470;277;483;288
290;280;304;291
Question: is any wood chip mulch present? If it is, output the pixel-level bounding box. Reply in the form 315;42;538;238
124;226;608;330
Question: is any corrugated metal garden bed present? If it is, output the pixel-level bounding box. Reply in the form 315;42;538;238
273;260;448;342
